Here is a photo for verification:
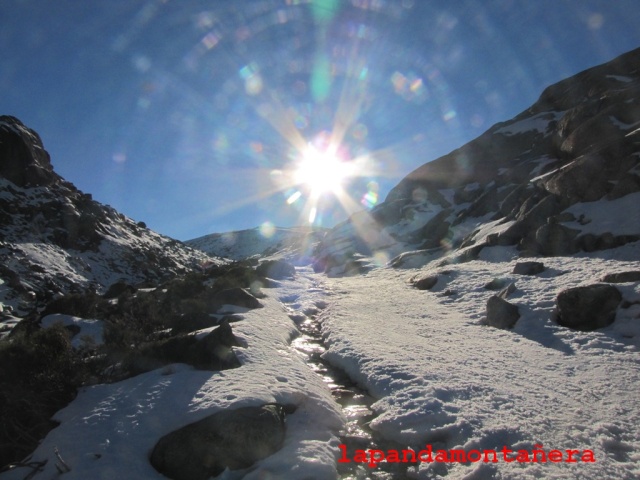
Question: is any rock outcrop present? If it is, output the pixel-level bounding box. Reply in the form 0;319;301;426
314;48;640;273
0;116;221;316
0;116;58;188
127;320;242;375
256;259;296;279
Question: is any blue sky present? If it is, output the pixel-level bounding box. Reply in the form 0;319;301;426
2;0;640;240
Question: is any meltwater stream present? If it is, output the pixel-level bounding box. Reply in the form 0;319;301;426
286;301;412;480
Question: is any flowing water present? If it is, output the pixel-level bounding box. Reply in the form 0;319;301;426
287;305;412;480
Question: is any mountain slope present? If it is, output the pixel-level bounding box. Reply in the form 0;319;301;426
1;49;640;480
0;116;221;319
314;47;640;273
187;226;327;263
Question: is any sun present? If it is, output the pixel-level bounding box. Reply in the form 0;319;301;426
294;144;351;196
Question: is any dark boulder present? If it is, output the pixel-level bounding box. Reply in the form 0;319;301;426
556;284;622;331
485;295;520;329
600;271;640;283
370;199;405;226
578;233;640;252
498;282;517;299
413;274;438;290
103;280;137;299
211;288;262;310
256;259;296;280
513;261;545;275
150;403;293;480
534;223;580;255
128;320;241;374
484;277;512;291
607;173;640;200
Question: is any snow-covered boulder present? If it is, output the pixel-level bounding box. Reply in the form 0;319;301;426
150;403;294;480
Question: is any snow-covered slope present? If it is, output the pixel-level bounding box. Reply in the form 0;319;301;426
322;244;640;479
2;247;639;479
0;272;345;480
187;226;327;263
314;47;640;274
0;116;222;320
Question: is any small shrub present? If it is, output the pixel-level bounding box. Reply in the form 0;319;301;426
0;324;87;468
40;291;109;318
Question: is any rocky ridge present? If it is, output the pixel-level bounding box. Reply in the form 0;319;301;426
0;116;221;317
314;47;640;274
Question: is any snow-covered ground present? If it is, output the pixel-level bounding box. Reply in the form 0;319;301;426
0;275;344;480
2;243;640;479
322;245;640;479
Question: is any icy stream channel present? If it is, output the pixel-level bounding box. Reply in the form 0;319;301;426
284;297;411;479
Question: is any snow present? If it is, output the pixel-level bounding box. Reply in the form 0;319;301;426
41;314;104;348
609;116;640;130
321;244;640;479
1;274;344;480
461;216;515;245
606;75;634;83
2;243;640;479
562;192;640;236
494;112;563;137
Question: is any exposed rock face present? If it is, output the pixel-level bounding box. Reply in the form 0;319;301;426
211;287;263;310
314;48;640;273
0;115;58;187
128;320;241;375
485;295;520;329
0;116;220;315
556;284;622;331
150;404;292;480
256;259;296;279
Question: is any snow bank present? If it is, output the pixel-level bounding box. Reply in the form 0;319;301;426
0;276;344;480
562;192;640;236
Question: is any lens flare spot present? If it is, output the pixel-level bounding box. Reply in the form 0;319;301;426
239;63;263;95
361;180;379;208
352;123;368;141
311;0;340;23
294;115;309;129
309;207;317;223
260;222;276;238
311;55;333;102
361;190;378;208
113;153;127;164
391;71;427;103
443;110;457;121
373;251;390;266
587;13;604;30
287;191;302;204
201;31;221;50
